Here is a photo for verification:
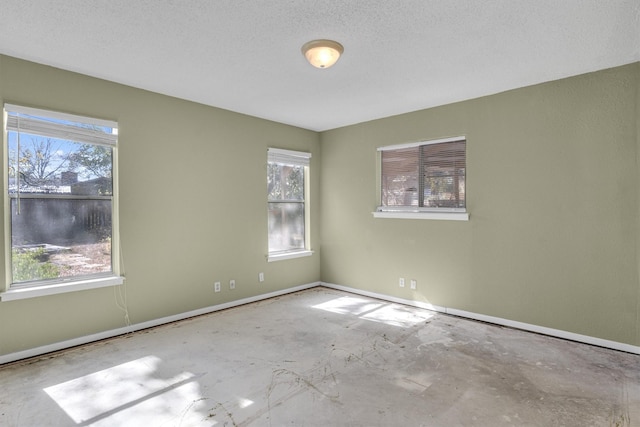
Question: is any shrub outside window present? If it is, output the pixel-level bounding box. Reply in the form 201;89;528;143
4;104;119;290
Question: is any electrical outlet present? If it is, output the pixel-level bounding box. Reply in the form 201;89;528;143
410;279;417;290
259;272;264;282
214;282;221;292
399;278;405;287
230;279;236;290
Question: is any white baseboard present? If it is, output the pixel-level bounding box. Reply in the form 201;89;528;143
0;281;320;365
2;280;637;365
321;282;640;355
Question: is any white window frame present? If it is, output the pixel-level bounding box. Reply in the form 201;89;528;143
267;148;313;262
373;136;469;221
1;104;123;301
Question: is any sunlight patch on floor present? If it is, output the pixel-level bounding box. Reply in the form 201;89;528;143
43;355;205;426
312;296;433;327
237;397;254;409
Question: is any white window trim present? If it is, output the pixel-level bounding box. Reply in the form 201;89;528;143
372;211;469;221
267;147;311;167
377;135;465;152
2;104;123;298
0;275;124;301
267;249;314;262
267;148;312;259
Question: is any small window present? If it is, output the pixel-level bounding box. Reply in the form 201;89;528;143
267;148;311;260
4;104;120;291
376;136;467;220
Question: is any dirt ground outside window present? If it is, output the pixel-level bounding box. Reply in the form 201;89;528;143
49;242;111;277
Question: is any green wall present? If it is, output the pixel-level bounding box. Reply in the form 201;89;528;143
0;55;321;356
320;63;640;347
636;62;640;348
1;55;639;357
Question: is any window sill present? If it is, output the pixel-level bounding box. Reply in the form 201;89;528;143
0;275;125;302
372;211;469;221
268;250;314;263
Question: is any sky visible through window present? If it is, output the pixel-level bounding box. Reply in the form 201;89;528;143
7;112;115;195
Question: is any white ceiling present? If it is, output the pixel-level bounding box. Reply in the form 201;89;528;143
1;1;639;131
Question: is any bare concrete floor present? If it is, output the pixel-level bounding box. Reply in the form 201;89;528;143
0;287;638;426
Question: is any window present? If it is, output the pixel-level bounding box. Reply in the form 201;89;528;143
375;136;468;220
267;148;312;261
2;104;122;300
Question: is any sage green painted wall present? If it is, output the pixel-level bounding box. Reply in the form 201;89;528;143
0;55;321;356
320;63;640;346
1;54;638;357
636;62;640;347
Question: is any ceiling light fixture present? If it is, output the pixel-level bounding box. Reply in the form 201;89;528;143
301;39;344;69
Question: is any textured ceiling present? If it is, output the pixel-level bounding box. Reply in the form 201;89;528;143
1;0;639;131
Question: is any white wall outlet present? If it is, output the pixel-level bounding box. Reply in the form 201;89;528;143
399;278;405;287
214;281;221;292
259;272;264;282
229;279;236;290
410;279;417;290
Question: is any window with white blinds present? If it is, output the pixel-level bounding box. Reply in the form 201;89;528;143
377;136;466;217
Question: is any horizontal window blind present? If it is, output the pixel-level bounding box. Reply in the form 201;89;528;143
381;146;420;207
381;138;466;209
5;104;118;147
268;148;311;167
423;140;466;208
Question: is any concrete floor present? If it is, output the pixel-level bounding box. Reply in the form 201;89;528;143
0;287;638;426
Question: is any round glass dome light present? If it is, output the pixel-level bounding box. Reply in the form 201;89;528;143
301;39;344;69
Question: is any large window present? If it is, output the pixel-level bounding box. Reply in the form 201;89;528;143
267;148;311;261
376;136;468;220
3;104;121;297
